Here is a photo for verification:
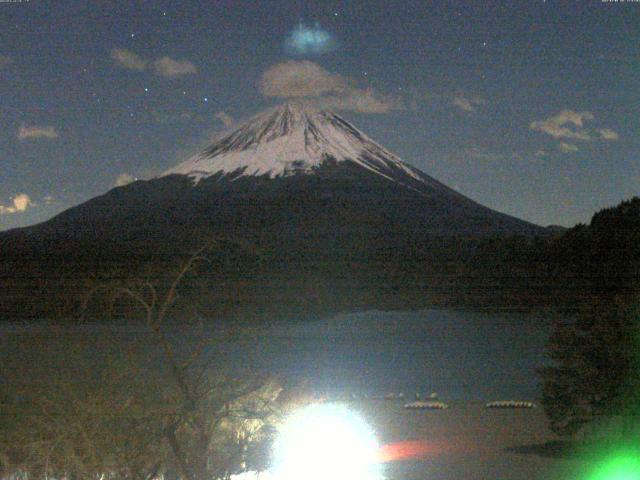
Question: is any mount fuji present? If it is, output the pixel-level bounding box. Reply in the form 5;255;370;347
1;102;546;319
164;102;439;188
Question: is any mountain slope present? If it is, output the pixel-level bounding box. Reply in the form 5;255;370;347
5;102;542;252
164;102;433;186
0;102;547;319
158;101;540;238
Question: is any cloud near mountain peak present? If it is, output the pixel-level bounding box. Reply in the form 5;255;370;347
259;61;403;114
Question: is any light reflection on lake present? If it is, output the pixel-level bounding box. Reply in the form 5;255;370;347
1;309;555;401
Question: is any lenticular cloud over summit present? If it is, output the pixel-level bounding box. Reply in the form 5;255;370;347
285;22;336;55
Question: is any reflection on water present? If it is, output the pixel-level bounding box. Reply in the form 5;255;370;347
0;309;567;480
203;309;553;400
1;309;554;400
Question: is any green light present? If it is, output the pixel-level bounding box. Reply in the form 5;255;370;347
588;452;640;480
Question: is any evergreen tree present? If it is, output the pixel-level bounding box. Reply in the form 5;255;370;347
539;293;640;438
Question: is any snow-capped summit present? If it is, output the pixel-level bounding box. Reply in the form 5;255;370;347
0;101;547;319
163;102;431;189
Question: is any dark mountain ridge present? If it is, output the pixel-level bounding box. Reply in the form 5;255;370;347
0;103;550;320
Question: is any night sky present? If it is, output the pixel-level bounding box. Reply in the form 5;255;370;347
1;0;638;230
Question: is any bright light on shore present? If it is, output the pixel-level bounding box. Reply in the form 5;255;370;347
272;403;381;480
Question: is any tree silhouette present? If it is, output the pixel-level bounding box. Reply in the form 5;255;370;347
539;293;640;439
0;242;294;480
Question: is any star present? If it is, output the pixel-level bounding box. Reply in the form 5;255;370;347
144;88;149;92
130;33;135;38
204;97;208;102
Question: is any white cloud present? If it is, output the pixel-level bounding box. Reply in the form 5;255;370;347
285;21;336;55
530;110;594;140
110;49;197;78
110;48;147;71
260;61;349;98
0;193;33;215
315;89;404;114
259;61;403;114
558;142;579;153
598;128;619;140
452;94;486;112
18;125;59;141
530;110;620;154
154;56;197;77
115;173;137;187
215;111;234;127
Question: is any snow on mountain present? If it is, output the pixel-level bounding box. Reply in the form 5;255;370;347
162;102;434;190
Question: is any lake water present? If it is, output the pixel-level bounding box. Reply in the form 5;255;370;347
2;308;573;480
205;308;554;401
358;399;572;480
1;308;554;401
